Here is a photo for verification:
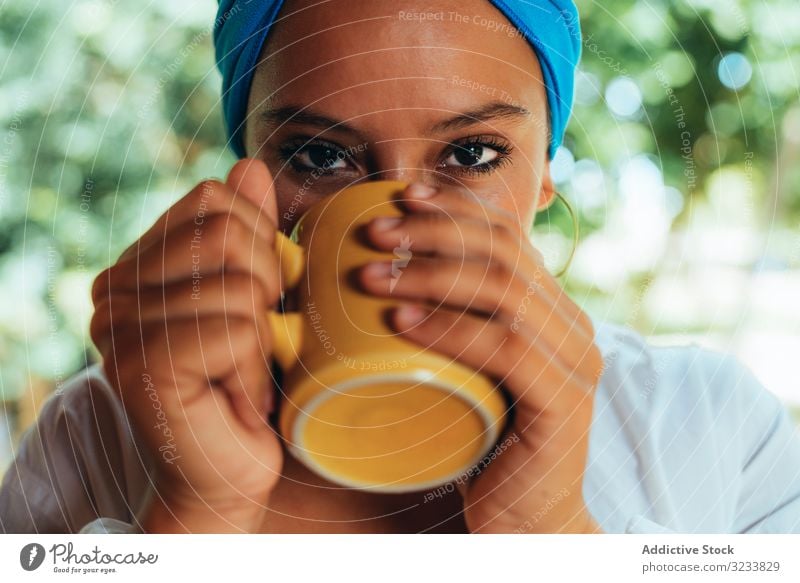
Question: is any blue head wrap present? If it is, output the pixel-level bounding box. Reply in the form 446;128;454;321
214;1;581;159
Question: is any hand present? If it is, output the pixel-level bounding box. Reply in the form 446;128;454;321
90;159;284;533
358;182;604;533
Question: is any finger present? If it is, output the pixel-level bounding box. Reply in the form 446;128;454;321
359;242;595;379
116;178;277;265
392;183;555;291
359;255;557;327
220;311;277;427
226;158;279;228
398;183;529;240
102;213;279;298
358;255;520;320
109;315;272;432
365;212;536;275
91;272;278;338
389;304;599;419
364;210;591;338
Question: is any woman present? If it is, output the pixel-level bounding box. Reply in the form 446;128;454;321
2;0;799;534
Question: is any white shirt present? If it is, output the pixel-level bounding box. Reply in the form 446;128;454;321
2;320;799;533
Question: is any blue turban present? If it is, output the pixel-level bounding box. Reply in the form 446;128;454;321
214;1;581;159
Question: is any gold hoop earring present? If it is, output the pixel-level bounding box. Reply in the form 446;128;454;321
544;191;579;279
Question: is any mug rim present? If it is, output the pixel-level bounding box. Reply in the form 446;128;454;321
286;180;409;244
287;370;504;493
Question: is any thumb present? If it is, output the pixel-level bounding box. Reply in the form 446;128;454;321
226;158;279;229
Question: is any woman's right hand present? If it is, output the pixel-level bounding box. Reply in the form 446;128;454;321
90;159;283;532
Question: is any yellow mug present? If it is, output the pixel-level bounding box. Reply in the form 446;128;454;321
268;181;508;492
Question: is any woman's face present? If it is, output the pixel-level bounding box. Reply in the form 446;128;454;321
244;0;555;233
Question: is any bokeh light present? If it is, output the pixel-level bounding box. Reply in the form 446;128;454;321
718;52;753;91
604;76;643;118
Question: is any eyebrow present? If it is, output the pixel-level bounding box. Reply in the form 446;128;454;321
261;106;363;138
260;101;532;137
430;102;532;133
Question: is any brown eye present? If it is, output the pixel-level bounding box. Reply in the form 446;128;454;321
295;144;349;170
439;136;512;176
279;138;355;174
444;143;500;167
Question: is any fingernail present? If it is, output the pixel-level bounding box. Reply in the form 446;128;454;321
395;304;427;328
406;182;436;199
364;261;392;278
372;216;402;231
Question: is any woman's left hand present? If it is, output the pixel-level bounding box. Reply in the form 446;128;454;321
359;182;605;534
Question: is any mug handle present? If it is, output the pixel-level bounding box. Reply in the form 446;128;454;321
266;231;305;370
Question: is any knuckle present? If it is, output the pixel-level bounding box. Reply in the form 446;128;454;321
201;213;246;253
225;214;249;244
417;212;442;227
223;272;268;308
195;179;225;199
219;269;250;291
237;316;262;344
425;261;453;296
147;318;202;363
486;260;512;286
186;179;226;215
103;327;147;390
231;215;254;250
89;306;110;352
414;213;447;238
90;291;136;353
203;214;229;247
489;221;516;247
491;214;522;245
227;316;262;356
91;269;111;305
139;323;167;356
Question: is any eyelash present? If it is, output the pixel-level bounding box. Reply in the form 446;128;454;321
277;136;514;177
440;136;514;176
277;138;354;176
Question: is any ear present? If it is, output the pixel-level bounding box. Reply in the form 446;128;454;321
537;159;557;211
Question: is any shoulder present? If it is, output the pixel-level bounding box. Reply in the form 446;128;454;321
0;365;151;533
590;318;789;444
586;319;800;531
589;318;791;473
591;318;776;414
594;321;794;472
27;364;139;461
41;364;126;431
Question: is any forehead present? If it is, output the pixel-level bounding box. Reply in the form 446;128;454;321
248;0;547;123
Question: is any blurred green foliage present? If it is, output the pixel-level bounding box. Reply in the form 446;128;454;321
1;0;799;401
538;0;800;332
